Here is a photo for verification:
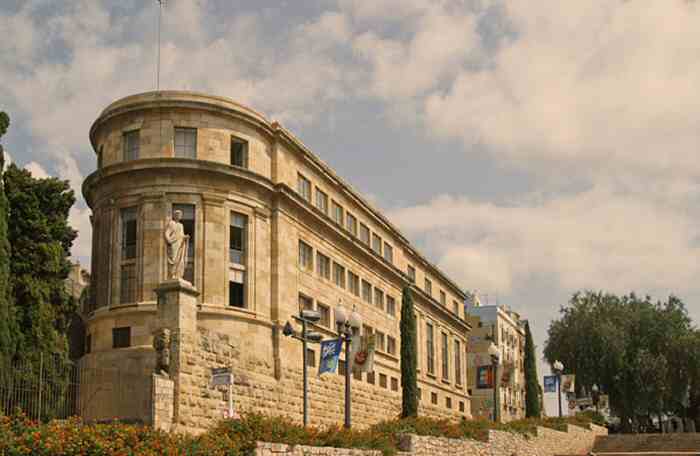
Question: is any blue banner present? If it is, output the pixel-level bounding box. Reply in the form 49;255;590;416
318;338;343;376
544;375;557;393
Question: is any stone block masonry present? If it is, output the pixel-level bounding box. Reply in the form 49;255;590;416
253;423;607;456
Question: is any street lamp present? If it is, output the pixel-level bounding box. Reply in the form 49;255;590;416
552;360;564;418
488;342;501;422
591;383;600;414
335;302;362;429
283;309;323;427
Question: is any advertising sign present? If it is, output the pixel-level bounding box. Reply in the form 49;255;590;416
211;367;233;386
352;334;376;373
561;374;576;393
477;365;494;388
318;338;343;376
543;375;557;393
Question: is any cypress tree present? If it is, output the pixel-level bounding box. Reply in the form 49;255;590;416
0;111;19;365
400;285;418;418
524;320;542;417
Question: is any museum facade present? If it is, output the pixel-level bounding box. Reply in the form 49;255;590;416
81;91;472;430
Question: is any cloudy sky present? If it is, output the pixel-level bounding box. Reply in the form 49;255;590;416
3;0;700;415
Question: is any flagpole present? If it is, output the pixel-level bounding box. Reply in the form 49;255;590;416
156;0;163;91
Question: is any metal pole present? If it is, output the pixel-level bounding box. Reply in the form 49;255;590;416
344;332;351;428
302;318;308;427
492;360;498;422
557;374;562;418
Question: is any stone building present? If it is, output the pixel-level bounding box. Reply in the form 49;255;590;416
465;297;526;422
80;91;472;431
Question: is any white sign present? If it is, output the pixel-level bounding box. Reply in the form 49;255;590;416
211;367;233;386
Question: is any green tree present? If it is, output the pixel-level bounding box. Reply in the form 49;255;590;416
400;285;418;418
523;320;541;417
4;164;77;362
0;110;19;365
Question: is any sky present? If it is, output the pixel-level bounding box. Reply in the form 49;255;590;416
2;0;700;417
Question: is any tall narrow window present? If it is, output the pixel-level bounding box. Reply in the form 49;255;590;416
440;290;446;306
386;295;396;316
348;271;360;296
229;271;245;308
425;278;432;296
455;340;462;386
297;173;311;202
299;240;313;271
408;265;416;283
172;204;195;283
299;294;314;311
374;288;384;310
123;130;140;161
375;331;386;352
387;336;397;355
453;301;460;316
426;323;435;375
229;212;247;264
441;332;449;380
359;223;370;245
346;213;357;235
174;127;197;158
383;243;393;263
317;302;330;327
317;252;330;279
97;145;104;169
332;201;343;225
333;262;345;288
121;207;138;260
315;188;328;214
120;264;136;304
230;136;248;168
362;280;372;303
371;233;382;255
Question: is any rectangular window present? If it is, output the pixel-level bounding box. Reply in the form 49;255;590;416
426;323;435;375
366;371;375;384
120;264;136;304
363;324;373;338
230;136;248;168
391;377;399;392
374;288;384;310
354;370;362;381
371;233;382;255
431;392;438;405
359;223;370;245
315;188;328;214
332;201;344;226
174;127;197;158
425;278;432;296
333;262;345;288
229;212;247;264
97;145;104;169
299;293;314;311
229;279;245;308
317;252;330;279
348;271;360;296
120;207;138;260
297;173;311;202
459;401;465;413
362;280;372;303
375;331;385;352
387;336;396;355
446;397;452;409
441;332;449;381
123;130;140;161
455;340;462;386
386;295;396;316
408;265;416;283
299;240;313;271
383;243;393;263
172;204;195;283
317;302;330;328
346;213;357;235
440;290;446;306
453;301;460;316
379;373;388;388
112;327;131;349
306;348;316;368
85;333;92;354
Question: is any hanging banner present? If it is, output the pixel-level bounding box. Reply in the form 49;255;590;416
318;338;343;376
477;366;494;388
543;375;557;393
561;374;576;393
351;334;376;373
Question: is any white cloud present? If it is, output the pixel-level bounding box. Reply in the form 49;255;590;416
24;161;49;179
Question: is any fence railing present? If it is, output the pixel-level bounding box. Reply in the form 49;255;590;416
0;354;151;423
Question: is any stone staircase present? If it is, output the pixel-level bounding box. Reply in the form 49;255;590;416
590;433;700;455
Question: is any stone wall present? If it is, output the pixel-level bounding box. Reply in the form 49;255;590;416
253;424;607;456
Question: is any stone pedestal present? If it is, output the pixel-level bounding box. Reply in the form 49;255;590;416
152;374;174;431
154;279;199;333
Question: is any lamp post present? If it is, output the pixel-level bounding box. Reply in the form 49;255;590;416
283;309;323;427
488;343;501;422
591;383;600;414
553;360;564;418
335;302;362;429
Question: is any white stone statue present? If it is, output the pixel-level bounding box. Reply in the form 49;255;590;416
164;210;189;281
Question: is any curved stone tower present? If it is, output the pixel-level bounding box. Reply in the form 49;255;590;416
81;91;472;430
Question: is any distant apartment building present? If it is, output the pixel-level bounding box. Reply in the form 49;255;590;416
465;295;526;422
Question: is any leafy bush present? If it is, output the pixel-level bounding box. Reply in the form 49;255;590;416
0;410;596;455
